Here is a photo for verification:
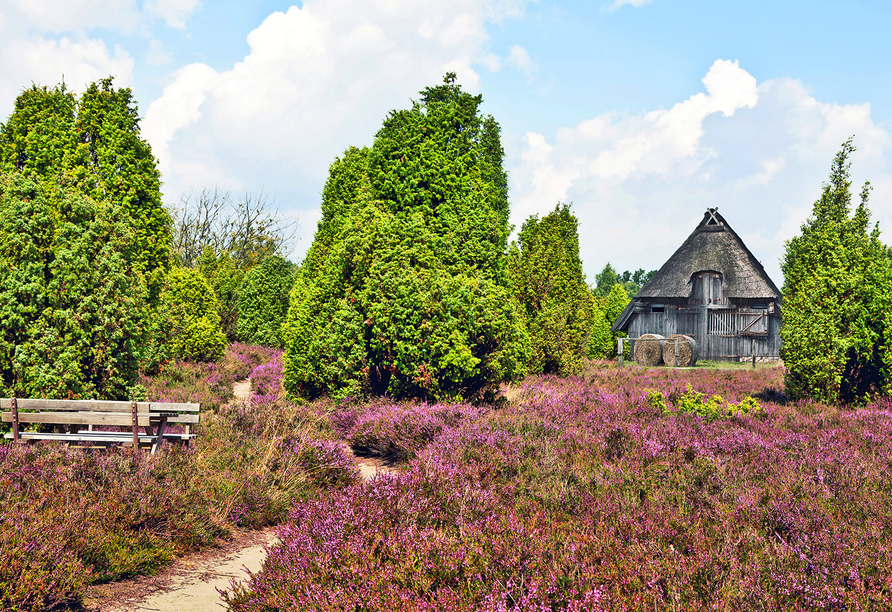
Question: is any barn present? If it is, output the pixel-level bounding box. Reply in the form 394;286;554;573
611;208;782;361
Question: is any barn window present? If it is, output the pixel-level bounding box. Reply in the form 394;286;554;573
650;304;665;313
753;303;768;310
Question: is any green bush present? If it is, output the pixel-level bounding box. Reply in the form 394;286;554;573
198;248;244;341
237;255;294;348
588;284;629;359
0;173;147;399
284;75;529;401
161;267;227;362
781;139;892;403
508;204;594;375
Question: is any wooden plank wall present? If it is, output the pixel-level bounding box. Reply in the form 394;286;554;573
628;304;781;360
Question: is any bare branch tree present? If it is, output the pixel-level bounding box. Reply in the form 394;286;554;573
170;188;298;269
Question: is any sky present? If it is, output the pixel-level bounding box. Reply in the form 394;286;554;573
1;0;891;286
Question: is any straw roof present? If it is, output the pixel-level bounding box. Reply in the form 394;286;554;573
634;208;781;300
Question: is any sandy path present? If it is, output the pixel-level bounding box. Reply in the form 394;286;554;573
84;377;399;611
84;529;277;612
232;379;251;400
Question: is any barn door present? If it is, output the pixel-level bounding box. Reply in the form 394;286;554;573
738;310;768;336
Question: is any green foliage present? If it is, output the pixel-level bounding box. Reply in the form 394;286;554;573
781;138;892;403
593;263;618;297
587;284;629;359
0;173;147;399
237;256;295;348
594;264;656;297
198;247;244;341
647;384;763;421
617;268;656;296
284;76;529;401
508;204;594;375
160;268;226;362
0;78;171;298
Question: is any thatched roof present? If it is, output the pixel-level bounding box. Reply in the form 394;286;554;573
612;208;780;332
636;209;780;300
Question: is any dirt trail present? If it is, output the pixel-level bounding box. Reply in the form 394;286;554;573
84;377;397;611
84;529;277;611
232;379;251;401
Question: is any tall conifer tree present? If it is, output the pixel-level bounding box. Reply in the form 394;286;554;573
284;75;528;401
781;138;892;403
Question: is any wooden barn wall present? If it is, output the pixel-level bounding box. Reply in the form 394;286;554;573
627;302;781;360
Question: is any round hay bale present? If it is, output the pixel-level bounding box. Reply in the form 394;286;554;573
662;334;698;367
633;334;665;366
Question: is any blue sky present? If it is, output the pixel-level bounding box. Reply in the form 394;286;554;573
1;0;890;285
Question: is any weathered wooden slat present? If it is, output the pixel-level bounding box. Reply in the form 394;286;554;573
2;412;156;426
162;414;200;424
2;432;194;443
0;399;200;413
0;399;149;412
148;403;200;413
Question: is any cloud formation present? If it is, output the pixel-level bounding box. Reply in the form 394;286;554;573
0;36;134;113
143;0;533;203
608;0;654;11
511;59;890;284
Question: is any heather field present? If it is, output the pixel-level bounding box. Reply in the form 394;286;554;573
225;363;892;612
3;359;892;611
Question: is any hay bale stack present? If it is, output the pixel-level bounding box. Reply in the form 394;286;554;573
633;334;665;366
662;334;698;367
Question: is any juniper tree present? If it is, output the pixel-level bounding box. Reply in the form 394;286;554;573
284;75;528;401
781;138;892;403
508;204;594;375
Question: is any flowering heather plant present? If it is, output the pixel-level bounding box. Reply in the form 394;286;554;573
227;363;892;611
0;344;355;610
250;356;284;407
332;400;488;462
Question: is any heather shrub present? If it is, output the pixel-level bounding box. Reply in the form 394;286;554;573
228;364;892;610
335;401;488;462
0;343;354;610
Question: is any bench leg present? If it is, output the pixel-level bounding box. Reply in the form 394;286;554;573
151;420;167;455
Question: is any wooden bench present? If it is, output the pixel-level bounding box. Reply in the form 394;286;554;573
1;398;200;454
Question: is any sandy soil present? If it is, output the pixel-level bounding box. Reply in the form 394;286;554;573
82;528;278;612
231;379;251;401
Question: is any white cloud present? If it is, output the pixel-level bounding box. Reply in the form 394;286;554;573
608;0;654;11
144;0;533;207
0;36;134;118
507;44;534;75
144;0;201;30
510;60;891;285
3;0;140;34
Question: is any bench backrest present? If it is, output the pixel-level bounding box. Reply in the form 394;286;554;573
0;399;200;425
